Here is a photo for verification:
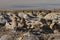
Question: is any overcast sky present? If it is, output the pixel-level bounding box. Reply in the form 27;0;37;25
0;0;60;9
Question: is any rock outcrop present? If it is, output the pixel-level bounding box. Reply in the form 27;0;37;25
0;10;60;40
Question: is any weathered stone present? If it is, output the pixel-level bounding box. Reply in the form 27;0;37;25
48;34;60;40
5;15;16;30
0;16;6;27
0;35;13;40
21;32;39;40
18;12;29;19
44;13;58;20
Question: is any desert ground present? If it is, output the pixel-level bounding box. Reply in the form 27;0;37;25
0;9;60;40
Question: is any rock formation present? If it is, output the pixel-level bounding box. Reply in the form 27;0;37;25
0;10;60;40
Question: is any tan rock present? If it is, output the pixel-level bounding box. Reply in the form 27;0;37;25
18;12;28;19
44;13;58;20
5;15;16;30
17;37;22;40
37;12;43;19
54;30;59;34
50;22;55;29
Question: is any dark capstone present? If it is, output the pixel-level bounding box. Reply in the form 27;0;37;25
47;20;52;23
15;27;28;32
40;18;46;24
27;14;35;18
41;25;53;34
30;30;41;35
0;22;6;27
3;14;12;22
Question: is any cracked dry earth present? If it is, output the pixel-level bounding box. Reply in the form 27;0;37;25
0;10;60;40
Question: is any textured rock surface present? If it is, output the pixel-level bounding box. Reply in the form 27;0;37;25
0;10;60;40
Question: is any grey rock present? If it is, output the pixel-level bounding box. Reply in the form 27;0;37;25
0;35;13;40
22;32;39;40
0;16;6;26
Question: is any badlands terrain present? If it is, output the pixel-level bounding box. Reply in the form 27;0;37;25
0;9;60;40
